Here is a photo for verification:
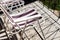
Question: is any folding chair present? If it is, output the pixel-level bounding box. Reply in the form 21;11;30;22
0;0;43;40
0;18;9;40
4;8;42;40
0;18;18;40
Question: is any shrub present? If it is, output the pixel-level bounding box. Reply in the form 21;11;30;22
40;0;60;10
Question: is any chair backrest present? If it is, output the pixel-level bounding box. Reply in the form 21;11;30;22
6;8;42;29
1;0;24;14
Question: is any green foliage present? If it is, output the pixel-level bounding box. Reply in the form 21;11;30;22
40;0;60;10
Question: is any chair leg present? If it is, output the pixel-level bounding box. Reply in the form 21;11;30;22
19;31;24;40
10;34;18;40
